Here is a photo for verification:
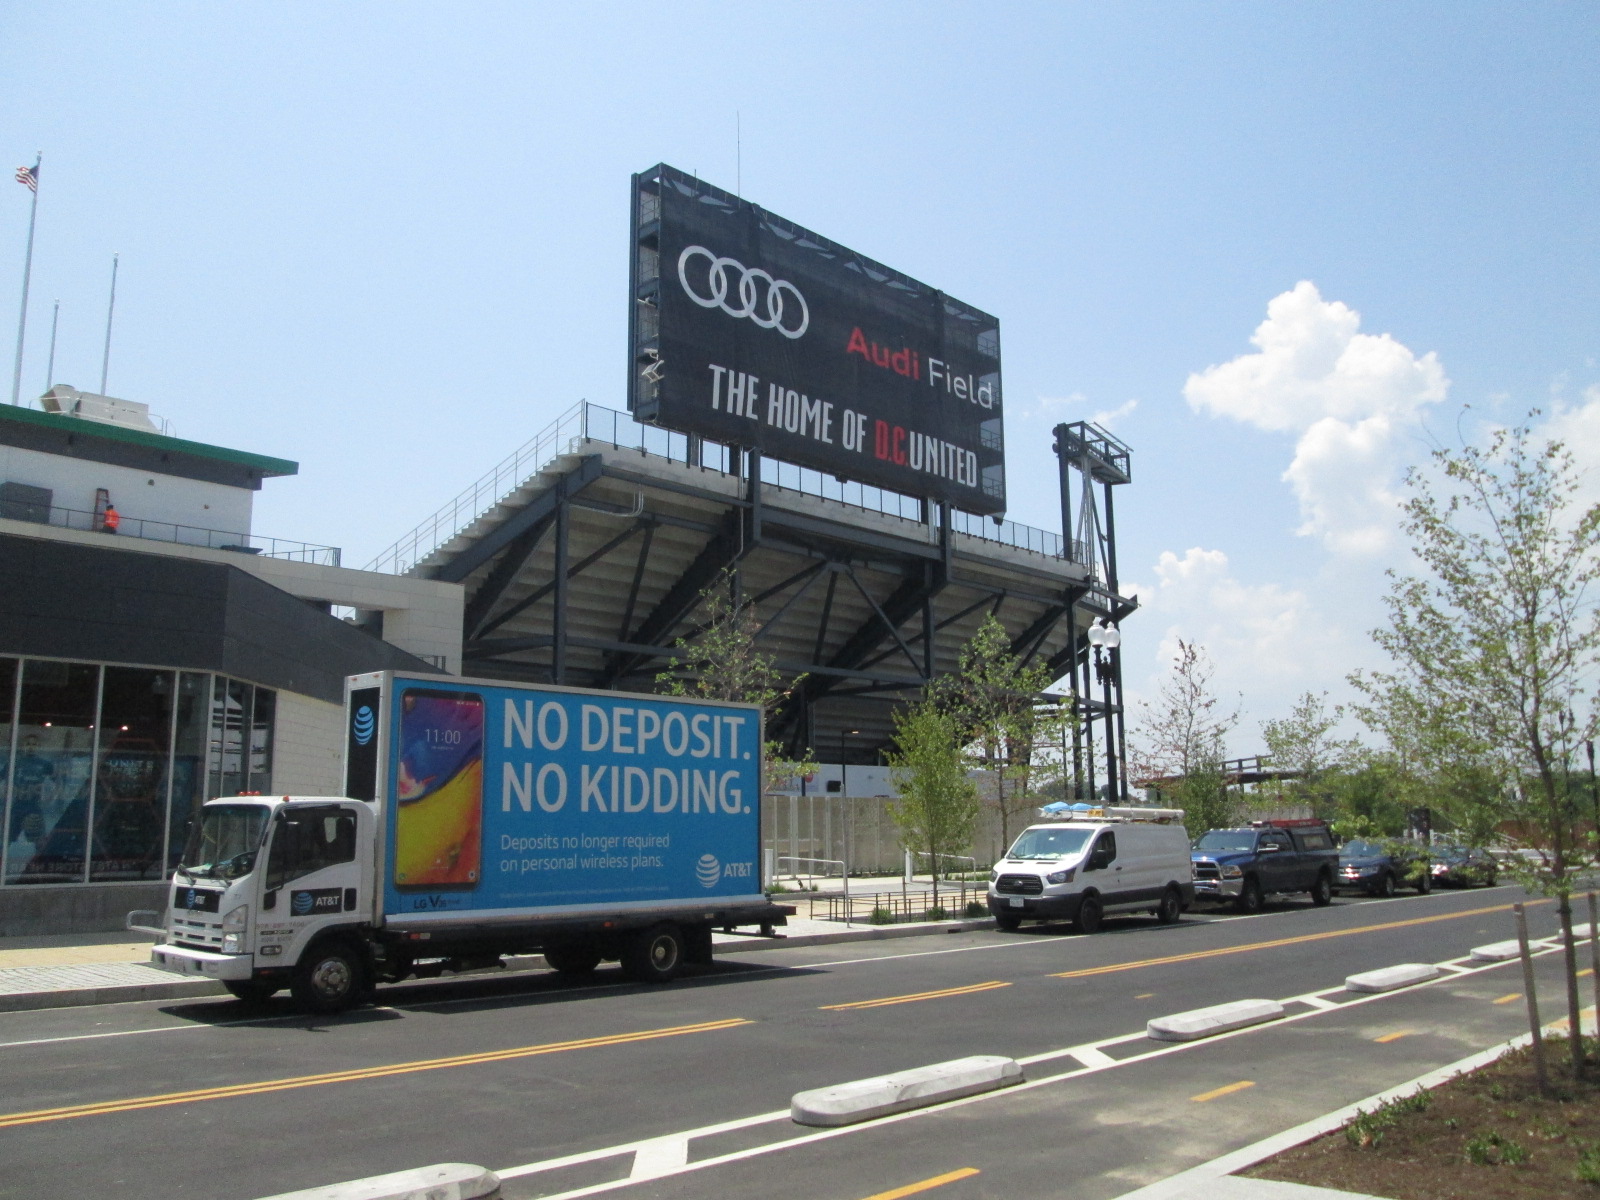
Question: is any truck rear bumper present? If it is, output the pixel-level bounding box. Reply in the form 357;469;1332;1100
149;945;255;981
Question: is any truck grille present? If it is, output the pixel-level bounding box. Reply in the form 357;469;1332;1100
1192;862;1220;881
995;874;1043;896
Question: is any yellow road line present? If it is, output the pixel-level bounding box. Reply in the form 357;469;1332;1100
0;1018;750;1130
858;1167;981;1200
1135;993;1155;999
821;981;1012;1011
1493;993;1522;1005
1374;1031;1412;1044
1191;1080;1254;1103
1052;899;1547;981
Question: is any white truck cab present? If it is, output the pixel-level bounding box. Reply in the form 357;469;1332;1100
133;795;377;1005
987;805;1194;933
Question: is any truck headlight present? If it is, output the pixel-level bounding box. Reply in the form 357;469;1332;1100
1046;867;1075;885
989;870;998;883
1221;864;1243;879
221;904;248;954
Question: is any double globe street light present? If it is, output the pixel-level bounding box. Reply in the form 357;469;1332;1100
1086;617;1122;804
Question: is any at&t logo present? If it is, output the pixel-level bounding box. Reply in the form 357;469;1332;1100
352;705;375;745
695;854;721;888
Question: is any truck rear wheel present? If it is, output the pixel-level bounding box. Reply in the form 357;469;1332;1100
290;939;367;1014
1310;871;1334;906
620;924;684;983
543;943;602;975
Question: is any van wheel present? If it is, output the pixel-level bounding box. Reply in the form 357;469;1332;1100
290;940;367;1014
620;924;683;983
1074;894;1104;934
1236;878;1263;914
994;913;1022;932
224;980;279;1004
1156;886;1183;925
543;943;602;975
1310;871;1334;906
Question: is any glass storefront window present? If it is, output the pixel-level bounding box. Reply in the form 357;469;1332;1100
167;672;211;874
6;661;100;884
90;667;175;882
0;660;280;887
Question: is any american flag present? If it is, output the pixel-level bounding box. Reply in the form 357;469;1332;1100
15;164;37;192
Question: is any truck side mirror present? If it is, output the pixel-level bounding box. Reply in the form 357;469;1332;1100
263;889;277;911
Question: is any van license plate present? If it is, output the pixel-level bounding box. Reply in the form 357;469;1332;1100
1009;897;1024;908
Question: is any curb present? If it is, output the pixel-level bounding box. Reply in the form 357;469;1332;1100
0;977;228;1013
714;918;994;952
256;1163;499;1200
791;1055;1023;1127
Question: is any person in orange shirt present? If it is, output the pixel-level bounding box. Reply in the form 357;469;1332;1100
102;503;121;534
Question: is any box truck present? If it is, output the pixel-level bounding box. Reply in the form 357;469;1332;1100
130;672;791;1012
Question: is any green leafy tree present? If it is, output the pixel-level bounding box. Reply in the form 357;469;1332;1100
1131;639;1239;835
886;697;980;910
656;568;817;795
1354;413;1600;1079
1261;691;1360;813
941;614;1070;853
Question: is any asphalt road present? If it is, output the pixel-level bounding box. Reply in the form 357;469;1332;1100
0;885;1587;1200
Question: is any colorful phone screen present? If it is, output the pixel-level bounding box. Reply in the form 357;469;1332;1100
394;689;484;890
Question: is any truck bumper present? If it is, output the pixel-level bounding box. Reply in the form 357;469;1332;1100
988;893;1084;921
1191;878;1243;901
149;945;255;981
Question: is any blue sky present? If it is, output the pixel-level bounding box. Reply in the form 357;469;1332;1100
4;3;1597;752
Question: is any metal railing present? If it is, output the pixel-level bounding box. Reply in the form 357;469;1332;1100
774;857;850;914
366;400;1070;576
5;503;341;565
814;885;986;924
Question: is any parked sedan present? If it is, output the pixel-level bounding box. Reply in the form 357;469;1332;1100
1335;839;1431;897
1431;843;1499;887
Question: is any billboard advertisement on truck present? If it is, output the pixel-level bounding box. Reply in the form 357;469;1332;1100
350;674;765;922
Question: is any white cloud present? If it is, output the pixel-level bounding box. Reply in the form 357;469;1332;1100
1537;383;1600;519
1089;397;1139;430
1183;281;1448;555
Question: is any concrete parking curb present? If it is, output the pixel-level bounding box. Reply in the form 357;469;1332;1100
790;1055;1023;1126
256;1163;499;1200
0;976;227;1013
1469;939;1522;962
1343;963;1439;993
1148;999;1285;1042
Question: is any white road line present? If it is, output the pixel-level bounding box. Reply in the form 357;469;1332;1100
628;1137;690;1179
1065;1046;1115;1067
496;1110;788;1181
1293;995;1340;1011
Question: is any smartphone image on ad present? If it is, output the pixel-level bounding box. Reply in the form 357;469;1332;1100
394;688;484;891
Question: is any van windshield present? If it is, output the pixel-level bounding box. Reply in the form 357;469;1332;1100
1006;827;1094;860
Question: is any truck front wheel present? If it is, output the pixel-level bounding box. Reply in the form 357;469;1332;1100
621;925;684;983
291;940;368;1014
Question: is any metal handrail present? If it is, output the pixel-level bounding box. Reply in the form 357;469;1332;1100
775;856;850;919
7;503;342;565
365;400;1069;575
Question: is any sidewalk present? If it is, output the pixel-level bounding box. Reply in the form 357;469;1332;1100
0;914;992;1014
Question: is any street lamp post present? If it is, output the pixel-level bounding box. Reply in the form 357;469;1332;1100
1087;618;1121;804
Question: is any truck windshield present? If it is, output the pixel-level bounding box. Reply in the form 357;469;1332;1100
1194;831;1255;852
179;804;269;880
1006;827;1094;860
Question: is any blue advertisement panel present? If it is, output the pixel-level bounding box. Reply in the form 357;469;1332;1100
379;677;763;918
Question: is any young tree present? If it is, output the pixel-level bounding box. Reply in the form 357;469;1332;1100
886;697;980;911
1355;414;1600;1078
1131;640;1239;835
656;568;817;793
1261;691;1359;811
941;614;1068;853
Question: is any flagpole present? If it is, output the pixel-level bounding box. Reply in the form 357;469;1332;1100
44;299;59;392
10;151;41;406
99;253;118;394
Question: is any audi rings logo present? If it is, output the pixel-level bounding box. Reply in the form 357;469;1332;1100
678;246;808;340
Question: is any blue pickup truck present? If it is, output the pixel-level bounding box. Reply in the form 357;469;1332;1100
1190;819;1340;913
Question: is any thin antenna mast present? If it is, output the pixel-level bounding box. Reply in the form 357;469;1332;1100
10;151;42;405
44;300;58;391
99;253;118;394
736;111;742;193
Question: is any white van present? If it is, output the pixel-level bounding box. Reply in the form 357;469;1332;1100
987;806;1194;932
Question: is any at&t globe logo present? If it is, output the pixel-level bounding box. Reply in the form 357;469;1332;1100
695;854;721;889
352;705;375;745
291;891;315;916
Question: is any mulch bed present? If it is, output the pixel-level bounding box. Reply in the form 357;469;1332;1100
1243;1035;1600;1198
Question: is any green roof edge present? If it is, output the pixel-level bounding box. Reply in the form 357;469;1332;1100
0;403;299;476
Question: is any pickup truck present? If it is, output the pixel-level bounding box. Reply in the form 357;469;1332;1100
1190;819;1339;913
